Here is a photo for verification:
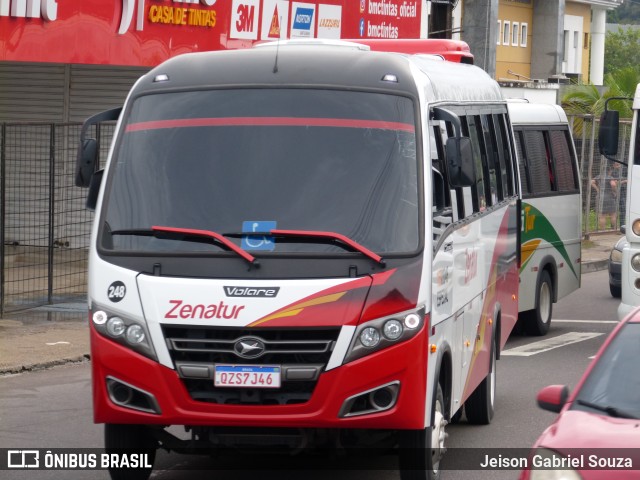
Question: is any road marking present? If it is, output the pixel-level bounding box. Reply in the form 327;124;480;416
553;319;619;324
45;341;71;346
502;332;604;357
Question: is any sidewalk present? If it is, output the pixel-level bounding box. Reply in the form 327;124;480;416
0;233;622;375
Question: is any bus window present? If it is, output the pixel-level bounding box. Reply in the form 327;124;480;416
549;129;579;193
514;131;531;196
523;130;552;195
481;114;502;204
496;114;516;197
463;115;487;211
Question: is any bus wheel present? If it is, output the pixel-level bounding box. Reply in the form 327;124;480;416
398;383;446;480
465;335;496;425
104;424;156;480
525;270;553;336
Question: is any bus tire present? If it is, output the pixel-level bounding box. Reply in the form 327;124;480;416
524;270;553;336
610;283;621;298
465;335;496;425
398;383;446;480
104;424;156;480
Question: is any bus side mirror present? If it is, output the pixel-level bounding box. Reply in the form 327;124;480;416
74;107;122;188
75;138;98;188
599;109;619;157
445;137;475;187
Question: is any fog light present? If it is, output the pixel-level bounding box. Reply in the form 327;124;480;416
383;319;403;340
92;310;108;325
404;313;421;329
360;327;381;348
631;253;640;272
106;317;126;337
633;219;640;236
125;324;145;344
635;278;640;290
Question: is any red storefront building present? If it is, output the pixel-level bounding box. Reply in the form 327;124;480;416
0;0;424;123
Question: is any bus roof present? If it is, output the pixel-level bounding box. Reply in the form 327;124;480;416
345;38;474;64
506;101;568;125
135;44;500;106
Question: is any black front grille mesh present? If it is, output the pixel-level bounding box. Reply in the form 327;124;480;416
162;326;341;405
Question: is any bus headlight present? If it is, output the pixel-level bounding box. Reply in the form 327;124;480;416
632;219;640;236
126;324;146;344
383;319;404;340
360;327;381;347
343;307;427;364
106;317;126;337
631;253;640;272
91;306;157;361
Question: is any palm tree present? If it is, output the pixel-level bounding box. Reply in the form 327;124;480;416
562;67;639;118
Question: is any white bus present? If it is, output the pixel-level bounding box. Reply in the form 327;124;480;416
508;102;582;335
599;84;640;319
76;41;520;480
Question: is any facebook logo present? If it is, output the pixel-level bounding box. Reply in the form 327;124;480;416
359;18;365;37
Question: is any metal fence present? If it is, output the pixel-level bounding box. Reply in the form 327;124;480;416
0;122;114;315
568;114;633;238
0;116;634;314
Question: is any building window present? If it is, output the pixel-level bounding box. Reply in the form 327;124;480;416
512;22;519;46
520;23;528;47
584;32;589;49
497;20;502;45
503;21;510;46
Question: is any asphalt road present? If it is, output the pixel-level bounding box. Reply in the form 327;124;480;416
0;270;621;480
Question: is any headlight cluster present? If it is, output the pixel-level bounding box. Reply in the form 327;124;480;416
610;248;623;263
92;307;157;361
632;218;640;236
344;308;426;364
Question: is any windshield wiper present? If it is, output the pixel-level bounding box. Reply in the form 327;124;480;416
110;226;257;265
576;399;639;419
269;229;385;266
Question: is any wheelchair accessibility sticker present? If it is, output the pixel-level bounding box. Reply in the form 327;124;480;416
241;221;276;251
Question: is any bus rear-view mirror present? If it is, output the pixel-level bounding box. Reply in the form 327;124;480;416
445;136;475;187
75;138;98;188
599;109;619;157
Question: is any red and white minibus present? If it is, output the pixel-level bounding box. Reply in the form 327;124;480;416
76;40;520;480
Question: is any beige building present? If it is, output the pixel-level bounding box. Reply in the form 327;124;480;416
446;0;622;86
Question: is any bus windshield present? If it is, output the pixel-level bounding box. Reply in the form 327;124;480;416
101;88;420;256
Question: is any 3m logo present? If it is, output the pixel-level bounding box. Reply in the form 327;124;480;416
231;0;259;39
224;286;280;298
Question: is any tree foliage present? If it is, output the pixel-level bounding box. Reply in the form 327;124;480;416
604;27;640;76
561;68;639;135
607;2;640;25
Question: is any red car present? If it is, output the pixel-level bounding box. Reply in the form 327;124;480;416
520;309;640;480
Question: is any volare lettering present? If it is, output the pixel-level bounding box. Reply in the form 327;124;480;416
0;0;58;21
166;299;245;320
224;286;280;298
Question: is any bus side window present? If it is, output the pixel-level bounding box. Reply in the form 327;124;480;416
514;130;531;196
549;129;579;193
523;130;552;195
462;115;486;212
481;114;502;204
496;114;516;196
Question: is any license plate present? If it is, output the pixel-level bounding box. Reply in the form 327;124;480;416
214;365;281;388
